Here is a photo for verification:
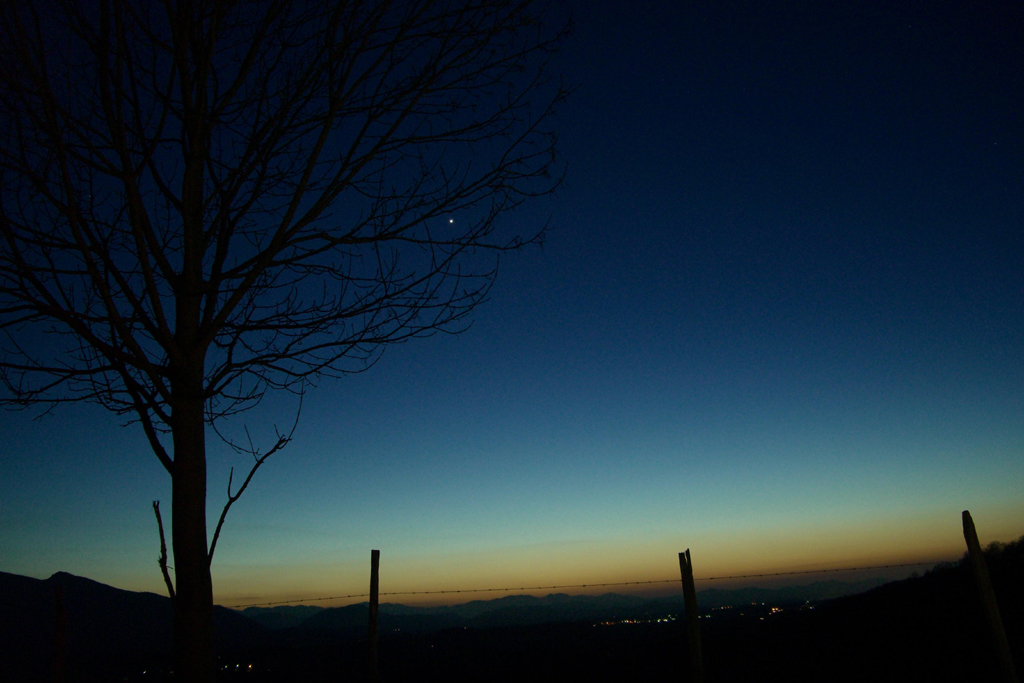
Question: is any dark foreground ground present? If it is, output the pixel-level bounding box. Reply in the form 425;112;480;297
133;543;1021;682
6;539;1022;682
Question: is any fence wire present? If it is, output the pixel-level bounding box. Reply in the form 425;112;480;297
229;560;941;609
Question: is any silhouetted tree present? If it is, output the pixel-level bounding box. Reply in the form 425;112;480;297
0;1;567;679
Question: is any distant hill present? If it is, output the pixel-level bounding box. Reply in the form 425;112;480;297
288;579;891;633
241;604;326;630
694;578;889;609
301;602;462;634
0;571;270;682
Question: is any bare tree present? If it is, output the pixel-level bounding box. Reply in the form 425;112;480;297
0;0;567;679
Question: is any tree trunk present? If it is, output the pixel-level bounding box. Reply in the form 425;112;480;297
171;384;214;683
173;65;214;678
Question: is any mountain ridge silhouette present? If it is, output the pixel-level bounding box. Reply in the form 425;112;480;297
0;570;269;682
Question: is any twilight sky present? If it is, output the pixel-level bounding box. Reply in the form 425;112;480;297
2;1;1023;607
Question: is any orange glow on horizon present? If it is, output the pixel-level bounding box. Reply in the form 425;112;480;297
209;506;1023;609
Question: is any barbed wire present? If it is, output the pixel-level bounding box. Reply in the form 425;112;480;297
228;560;943;609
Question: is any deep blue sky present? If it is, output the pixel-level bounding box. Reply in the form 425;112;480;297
2;0;1022;605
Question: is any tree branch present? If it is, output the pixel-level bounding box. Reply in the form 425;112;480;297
152;500;175;601
207;393;303;565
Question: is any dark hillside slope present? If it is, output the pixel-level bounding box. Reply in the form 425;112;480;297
700;538;1024;682
0;571;269;682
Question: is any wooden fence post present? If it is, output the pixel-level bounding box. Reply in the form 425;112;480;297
962;511;1019;683
679;549;704;683
368;549;380;682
